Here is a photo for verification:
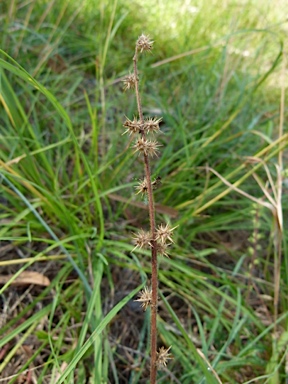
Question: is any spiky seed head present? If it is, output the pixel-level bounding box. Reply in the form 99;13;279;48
135;177;148;195
123;117;162;136
122;73;137;91
156;242;170;258
135;176;161;195
134;286;152;311
156;346;173;369
136;34;154;53
123;117;143;136
156;223;178;245
132;137;161;157
143;117;162;134
132;229;152;252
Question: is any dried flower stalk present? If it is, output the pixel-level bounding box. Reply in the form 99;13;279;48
123;34;174;383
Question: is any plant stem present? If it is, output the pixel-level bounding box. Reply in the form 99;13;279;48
133;49;158;383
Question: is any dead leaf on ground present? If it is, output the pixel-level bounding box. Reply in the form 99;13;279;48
0;271;50;286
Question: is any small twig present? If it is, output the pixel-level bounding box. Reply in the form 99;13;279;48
196;349;223;384
206;166;274;211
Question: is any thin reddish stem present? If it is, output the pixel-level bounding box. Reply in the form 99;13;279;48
133;48;158;384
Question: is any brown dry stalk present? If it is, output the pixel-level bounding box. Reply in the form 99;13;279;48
133;39;158;384
123;34;174;383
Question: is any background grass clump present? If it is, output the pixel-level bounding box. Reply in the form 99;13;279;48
0;0;288;383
